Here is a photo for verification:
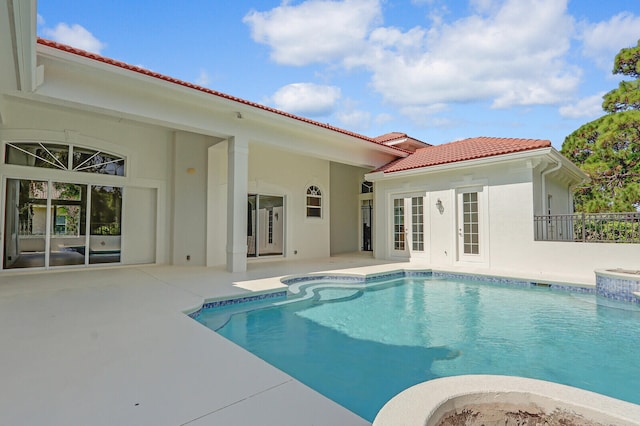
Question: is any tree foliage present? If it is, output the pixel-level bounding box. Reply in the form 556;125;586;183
562;40;640;212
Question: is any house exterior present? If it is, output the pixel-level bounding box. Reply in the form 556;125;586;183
1;1;638;281
366;137;585;270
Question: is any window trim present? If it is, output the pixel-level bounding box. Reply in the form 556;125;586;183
4;141;126;177
305;185;322;219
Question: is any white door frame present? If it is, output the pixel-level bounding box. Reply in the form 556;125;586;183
456;185;488;264
390;192;427;260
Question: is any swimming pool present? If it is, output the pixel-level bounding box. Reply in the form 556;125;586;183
197;275;640;422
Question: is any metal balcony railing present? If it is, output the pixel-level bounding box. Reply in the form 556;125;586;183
534;212;640;243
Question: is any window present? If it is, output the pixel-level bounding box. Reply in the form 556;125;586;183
361;181;373;194
5;142;125;176
306;185;322;218
4;180;122;269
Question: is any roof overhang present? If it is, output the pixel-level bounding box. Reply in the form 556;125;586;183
25;40;407;169
366;147;587;185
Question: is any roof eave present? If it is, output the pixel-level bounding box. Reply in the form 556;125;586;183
35;39;410;158
366;147;561;181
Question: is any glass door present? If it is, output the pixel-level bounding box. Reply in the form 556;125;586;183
457;189;483;262
49;182;86;266
391;197;408;258
391;195;426;259
247;194;284;258
4;179;48;268
89;186;122;264
410;196;424;252
3;179;122;269
361;199;372;251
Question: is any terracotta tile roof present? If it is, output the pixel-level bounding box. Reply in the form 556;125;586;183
374;132;408;143
36;38;411;154
375;136;551;173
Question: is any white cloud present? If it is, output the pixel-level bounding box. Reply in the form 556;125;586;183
272;83;341;116
42;23;106;54
336;109;372;130
359;0;579;109
399;104;456;128
580;12;640;70
559;92;605;119
374;112;395;126
244;0;382;66
469;0;501;15
37;14;45;26
196;69;210;87
248;0;581;114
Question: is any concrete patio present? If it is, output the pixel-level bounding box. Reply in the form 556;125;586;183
0;252;602;425
0;254;407;426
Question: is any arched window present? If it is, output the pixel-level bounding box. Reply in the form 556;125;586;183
306;185;322;218
5;141;125;176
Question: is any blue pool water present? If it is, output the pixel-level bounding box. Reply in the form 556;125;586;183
199;277;640;422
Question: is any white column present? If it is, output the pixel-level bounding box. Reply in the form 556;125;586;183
226;136;249;272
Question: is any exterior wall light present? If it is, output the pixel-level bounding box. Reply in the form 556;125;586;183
436;198;444;214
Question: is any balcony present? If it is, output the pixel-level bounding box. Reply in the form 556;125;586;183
534;212;640;243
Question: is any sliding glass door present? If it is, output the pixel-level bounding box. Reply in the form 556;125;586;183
89;186;122;264
50;182;87;266
3;179;122;269
4;179;48;268
247;194;284;258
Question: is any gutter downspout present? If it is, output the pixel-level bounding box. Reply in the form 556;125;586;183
539;159;562;241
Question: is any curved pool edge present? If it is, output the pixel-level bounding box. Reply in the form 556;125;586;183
373;375;640;426
182;289;288;319
184;267;605;319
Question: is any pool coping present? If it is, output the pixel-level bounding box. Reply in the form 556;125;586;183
184;267;597;319
373;375;640;426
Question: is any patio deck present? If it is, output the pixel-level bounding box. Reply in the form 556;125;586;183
0;254;404;426
0;253;596;425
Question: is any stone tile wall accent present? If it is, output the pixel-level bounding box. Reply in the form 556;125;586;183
596;271;640;304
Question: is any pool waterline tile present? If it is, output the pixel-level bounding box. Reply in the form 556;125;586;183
190;269;600;319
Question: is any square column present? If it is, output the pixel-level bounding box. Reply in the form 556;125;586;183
226;136;249;272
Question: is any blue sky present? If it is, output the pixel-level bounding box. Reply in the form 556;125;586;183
37;0;640;148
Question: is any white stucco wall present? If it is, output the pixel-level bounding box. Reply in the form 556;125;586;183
172;131;211;266
207;141;229;266
531;162;573;216
329;162;370;255
0;99;171;266
370;158;640;284
371;161;533;266
1;96;381;271
247;142;331;261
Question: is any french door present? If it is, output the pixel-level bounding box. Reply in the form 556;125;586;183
456;188;484;262
391;195;425;259
3;178;122;269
